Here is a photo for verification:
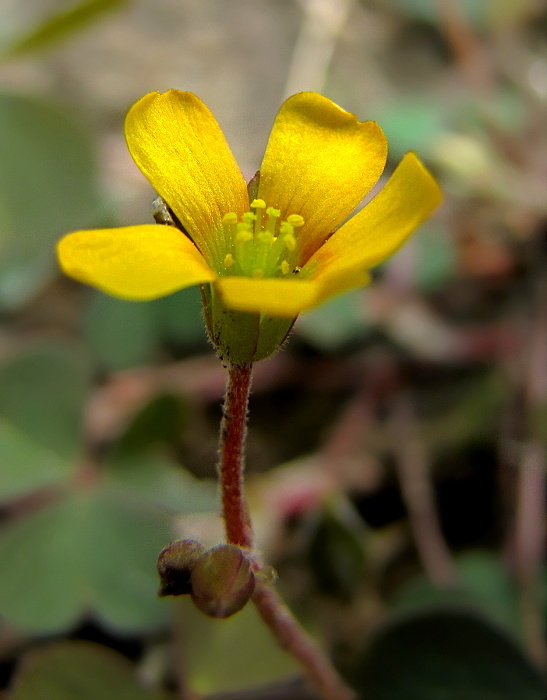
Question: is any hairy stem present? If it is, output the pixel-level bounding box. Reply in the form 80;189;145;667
218;363;355;700
219;363;254;548
252;582;355;700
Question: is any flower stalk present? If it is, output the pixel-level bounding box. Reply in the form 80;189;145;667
218;363;355;700
219;363;254;548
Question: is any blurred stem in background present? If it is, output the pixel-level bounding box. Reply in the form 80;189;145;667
284;0;355;97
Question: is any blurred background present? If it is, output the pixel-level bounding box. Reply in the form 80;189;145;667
0;1;546;698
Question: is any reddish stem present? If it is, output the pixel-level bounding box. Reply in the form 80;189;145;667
252;583;355;700
218;362;355;700
219;363;254;548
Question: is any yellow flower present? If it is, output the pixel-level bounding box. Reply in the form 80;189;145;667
57;90;441;364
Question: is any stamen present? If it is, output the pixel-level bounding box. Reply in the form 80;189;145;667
235;228;253;245
287;214;304;228
266;207;281;236
220;203;305;280
279;222;296;252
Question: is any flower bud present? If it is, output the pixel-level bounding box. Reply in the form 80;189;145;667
157;539;205;597
190;544;255;618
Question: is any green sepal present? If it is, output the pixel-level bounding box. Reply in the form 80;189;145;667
201;284;295;364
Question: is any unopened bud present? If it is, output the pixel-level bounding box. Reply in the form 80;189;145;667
157;539;205;597
190;544;255;619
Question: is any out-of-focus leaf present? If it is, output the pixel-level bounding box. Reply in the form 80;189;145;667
83;294;159;371
307;502;367;600
105;393;218;514
0;497;88;632
111;394;186;455
83;286;206;371
180;597;301;694
0;418;71;502
85;489;170;631
387;0;537;30
530;404;547;443
422;372;505;454
357;606;546;700
106;451;218;515
0;92;101;308
373;98;446;160
296;291;371;351
412;224;455;291
0;489;170;633
393;551;521;636
10;641;159;700
3;0;130;58
0;344;91;459
154;285;206;346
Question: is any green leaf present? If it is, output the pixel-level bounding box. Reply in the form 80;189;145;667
0;497;88;632
0;344;91;458
111;393;186;455
106;451;218;515
180;598;301;694
422;372;505;455
0;417;70;502
296;291;371;351
357;606;546;700
3;0;130;58
83;286;206;371
105;393;218;515
373;98;446;160
307;503;367;600
11;641;159;700
154;285;206;347
0;490;171;633
85;489;171;632
83;294;159;371
0;92;101;308
393;551;522;637
412;224;455;291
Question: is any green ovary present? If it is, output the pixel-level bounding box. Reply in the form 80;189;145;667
220;200;304;280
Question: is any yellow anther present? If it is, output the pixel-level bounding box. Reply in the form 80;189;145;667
283;233;296;251
236;229;253;244
287;214;304;228
222;212;238;225
224;253;234;268
252;269;264;279
281;260;290;275
251;199;266;209
279;221;293;236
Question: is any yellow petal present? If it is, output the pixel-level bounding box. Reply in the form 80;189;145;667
217;277;320;316
216;269;368;317
125;90;249;266
57;225;217;300
257;92;388;263
305;152;442;280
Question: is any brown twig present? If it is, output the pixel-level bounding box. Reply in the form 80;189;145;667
390;393;458;587
512;275;547;668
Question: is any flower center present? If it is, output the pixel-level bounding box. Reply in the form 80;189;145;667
221;200;304;279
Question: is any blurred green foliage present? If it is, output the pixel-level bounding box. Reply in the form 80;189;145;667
0;0;546;698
